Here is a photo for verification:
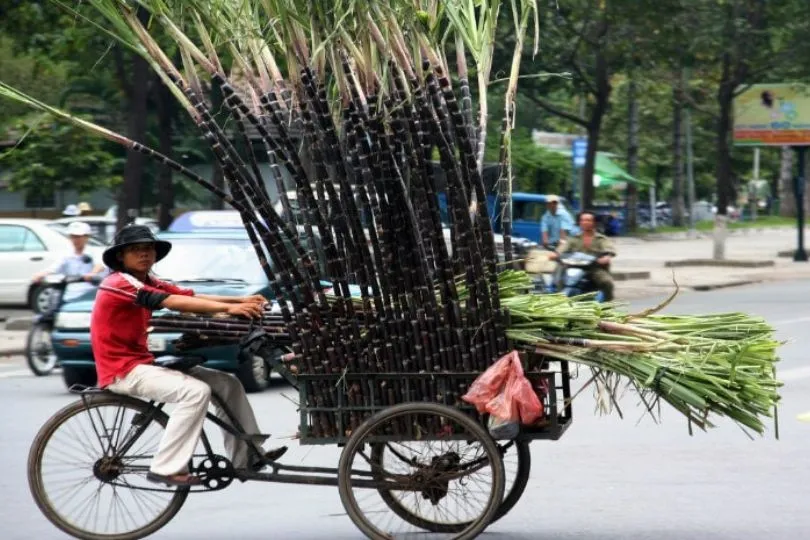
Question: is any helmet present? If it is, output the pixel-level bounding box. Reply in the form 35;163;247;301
66;221;92;237
77;202;93;213
62;204;80;217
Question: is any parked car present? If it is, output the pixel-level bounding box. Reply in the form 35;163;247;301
0;219;106;310
53;216;159;244
51;231;289;392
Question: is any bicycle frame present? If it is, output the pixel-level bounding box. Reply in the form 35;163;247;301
75;389;486;491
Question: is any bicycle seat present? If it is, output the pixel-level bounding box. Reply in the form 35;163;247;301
154;355;207;371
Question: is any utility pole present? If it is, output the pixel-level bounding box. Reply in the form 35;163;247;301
686;107;696;237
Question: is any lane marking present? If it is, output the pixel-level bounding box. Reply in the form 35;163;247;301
0;369;32;379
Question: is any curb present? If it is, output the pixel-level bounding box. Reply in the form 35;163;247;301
5;318;32;331
691;280;762;292
664;259;774;268
634;225;798;241
613;270;651;281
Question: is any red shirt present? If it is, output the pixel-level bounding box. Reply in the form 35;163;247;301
91;272;194;387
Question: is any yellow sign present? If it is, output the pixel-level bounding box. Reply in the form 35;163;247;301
734;83;810;146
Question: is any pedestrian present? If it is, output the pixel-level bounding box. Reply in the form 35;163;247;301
549;210;616;301
90;225;288;487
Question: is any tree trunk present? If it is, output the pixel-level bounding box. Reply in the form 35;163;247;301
156;78;174;230
671;71;686;227
625;68;639;231
713;63;735;260
778;145;795;216
581;51;611;211
117;53;149;231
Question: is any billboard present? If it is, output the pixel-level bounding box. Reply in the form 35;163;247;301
734;83;810;146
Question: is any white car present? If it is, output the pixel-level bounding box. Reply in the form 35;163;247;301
0;219;106;309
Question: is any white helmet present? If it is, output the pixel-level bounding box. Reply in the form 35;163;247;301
66;221;92;237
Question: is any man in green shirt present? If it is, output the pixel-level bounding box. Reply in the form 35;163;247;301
549;211;616;301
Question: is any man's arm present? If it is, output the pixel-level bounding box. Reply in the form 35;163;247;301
596;237;616;265
196;294;266;305
160;294;263;318
540;214;550;245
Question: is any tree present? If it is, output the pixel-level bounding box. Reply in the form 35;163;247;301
690;0;810;257
1;118;122;202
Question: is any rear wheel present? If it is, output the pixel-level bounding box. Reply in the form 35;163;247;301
28;394;189;540
338;402;505;539
372;439;531;528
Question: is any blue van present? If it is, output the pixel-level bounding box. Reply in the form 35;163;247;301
437;192;576;244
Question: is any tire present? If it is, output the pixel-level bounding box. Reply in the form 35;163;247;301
371;439;531;528
26;325;58;376
62;365;97;390
236;353;270;393
29;285;54;314
338;402;505;540
28;394;189;540
491;440;531;523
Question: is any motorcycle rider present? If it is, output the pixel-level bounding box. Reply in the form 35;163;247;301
539;195;574;249
31;221;107;306
549;210;616;301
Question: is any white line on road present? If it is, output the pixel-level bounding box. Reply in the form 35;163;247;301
0;369;31;379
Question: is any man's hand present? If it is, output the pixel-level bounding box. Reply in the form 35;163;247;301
241;294;267;305
548;252;559;261
597;255;612;266
226;302;263;319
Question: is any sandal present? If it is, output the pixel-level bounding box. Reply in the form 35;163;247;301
146;471;202;486
251;446;289;471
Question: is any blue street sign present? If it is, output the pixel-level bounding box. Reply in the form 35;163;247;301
572;138;587;168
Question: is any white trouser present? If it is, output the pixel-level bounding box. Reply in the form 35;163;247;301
107;363;262;476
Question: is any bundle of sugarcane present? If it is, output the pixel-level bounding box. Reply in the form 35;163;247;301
0;0;782;436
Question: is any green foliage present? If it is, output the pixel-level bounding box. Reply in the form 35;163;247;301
483;125;571;194
0;118;123;200
0;34;69;133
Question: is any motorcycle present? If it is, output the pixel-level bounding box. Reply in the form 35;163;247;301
533;250;609;302
26;274;101;376
557;251;610;302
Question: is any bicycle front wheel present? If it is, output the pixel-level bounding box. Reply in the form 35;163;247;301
28;393;189;540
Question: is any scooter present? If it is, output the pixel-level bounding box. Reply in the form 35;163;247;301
533;250;609;301
557;251;609;302
26;274;101;376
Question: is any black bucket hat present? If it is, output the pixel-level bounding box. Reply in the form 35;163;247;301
102;225;172;269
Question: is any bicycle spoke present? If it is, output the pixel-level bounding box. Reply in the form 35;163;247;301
33;399;187;538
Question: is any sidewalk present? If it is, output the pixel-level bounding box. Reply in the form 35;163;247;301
610;227;810;300
0;330;26;358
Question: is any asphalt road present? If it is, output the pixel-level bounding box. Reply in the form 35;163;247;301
1;281;810;539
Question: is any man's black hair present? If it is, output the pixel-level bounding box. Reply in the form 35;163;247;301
577;209;597;222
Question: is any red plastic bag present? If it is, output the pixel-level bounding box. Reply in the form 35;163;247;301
462;351;543;425
460;353;513;414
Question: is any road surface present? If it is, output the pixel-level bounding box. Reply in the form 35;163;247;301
1;281;809;539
